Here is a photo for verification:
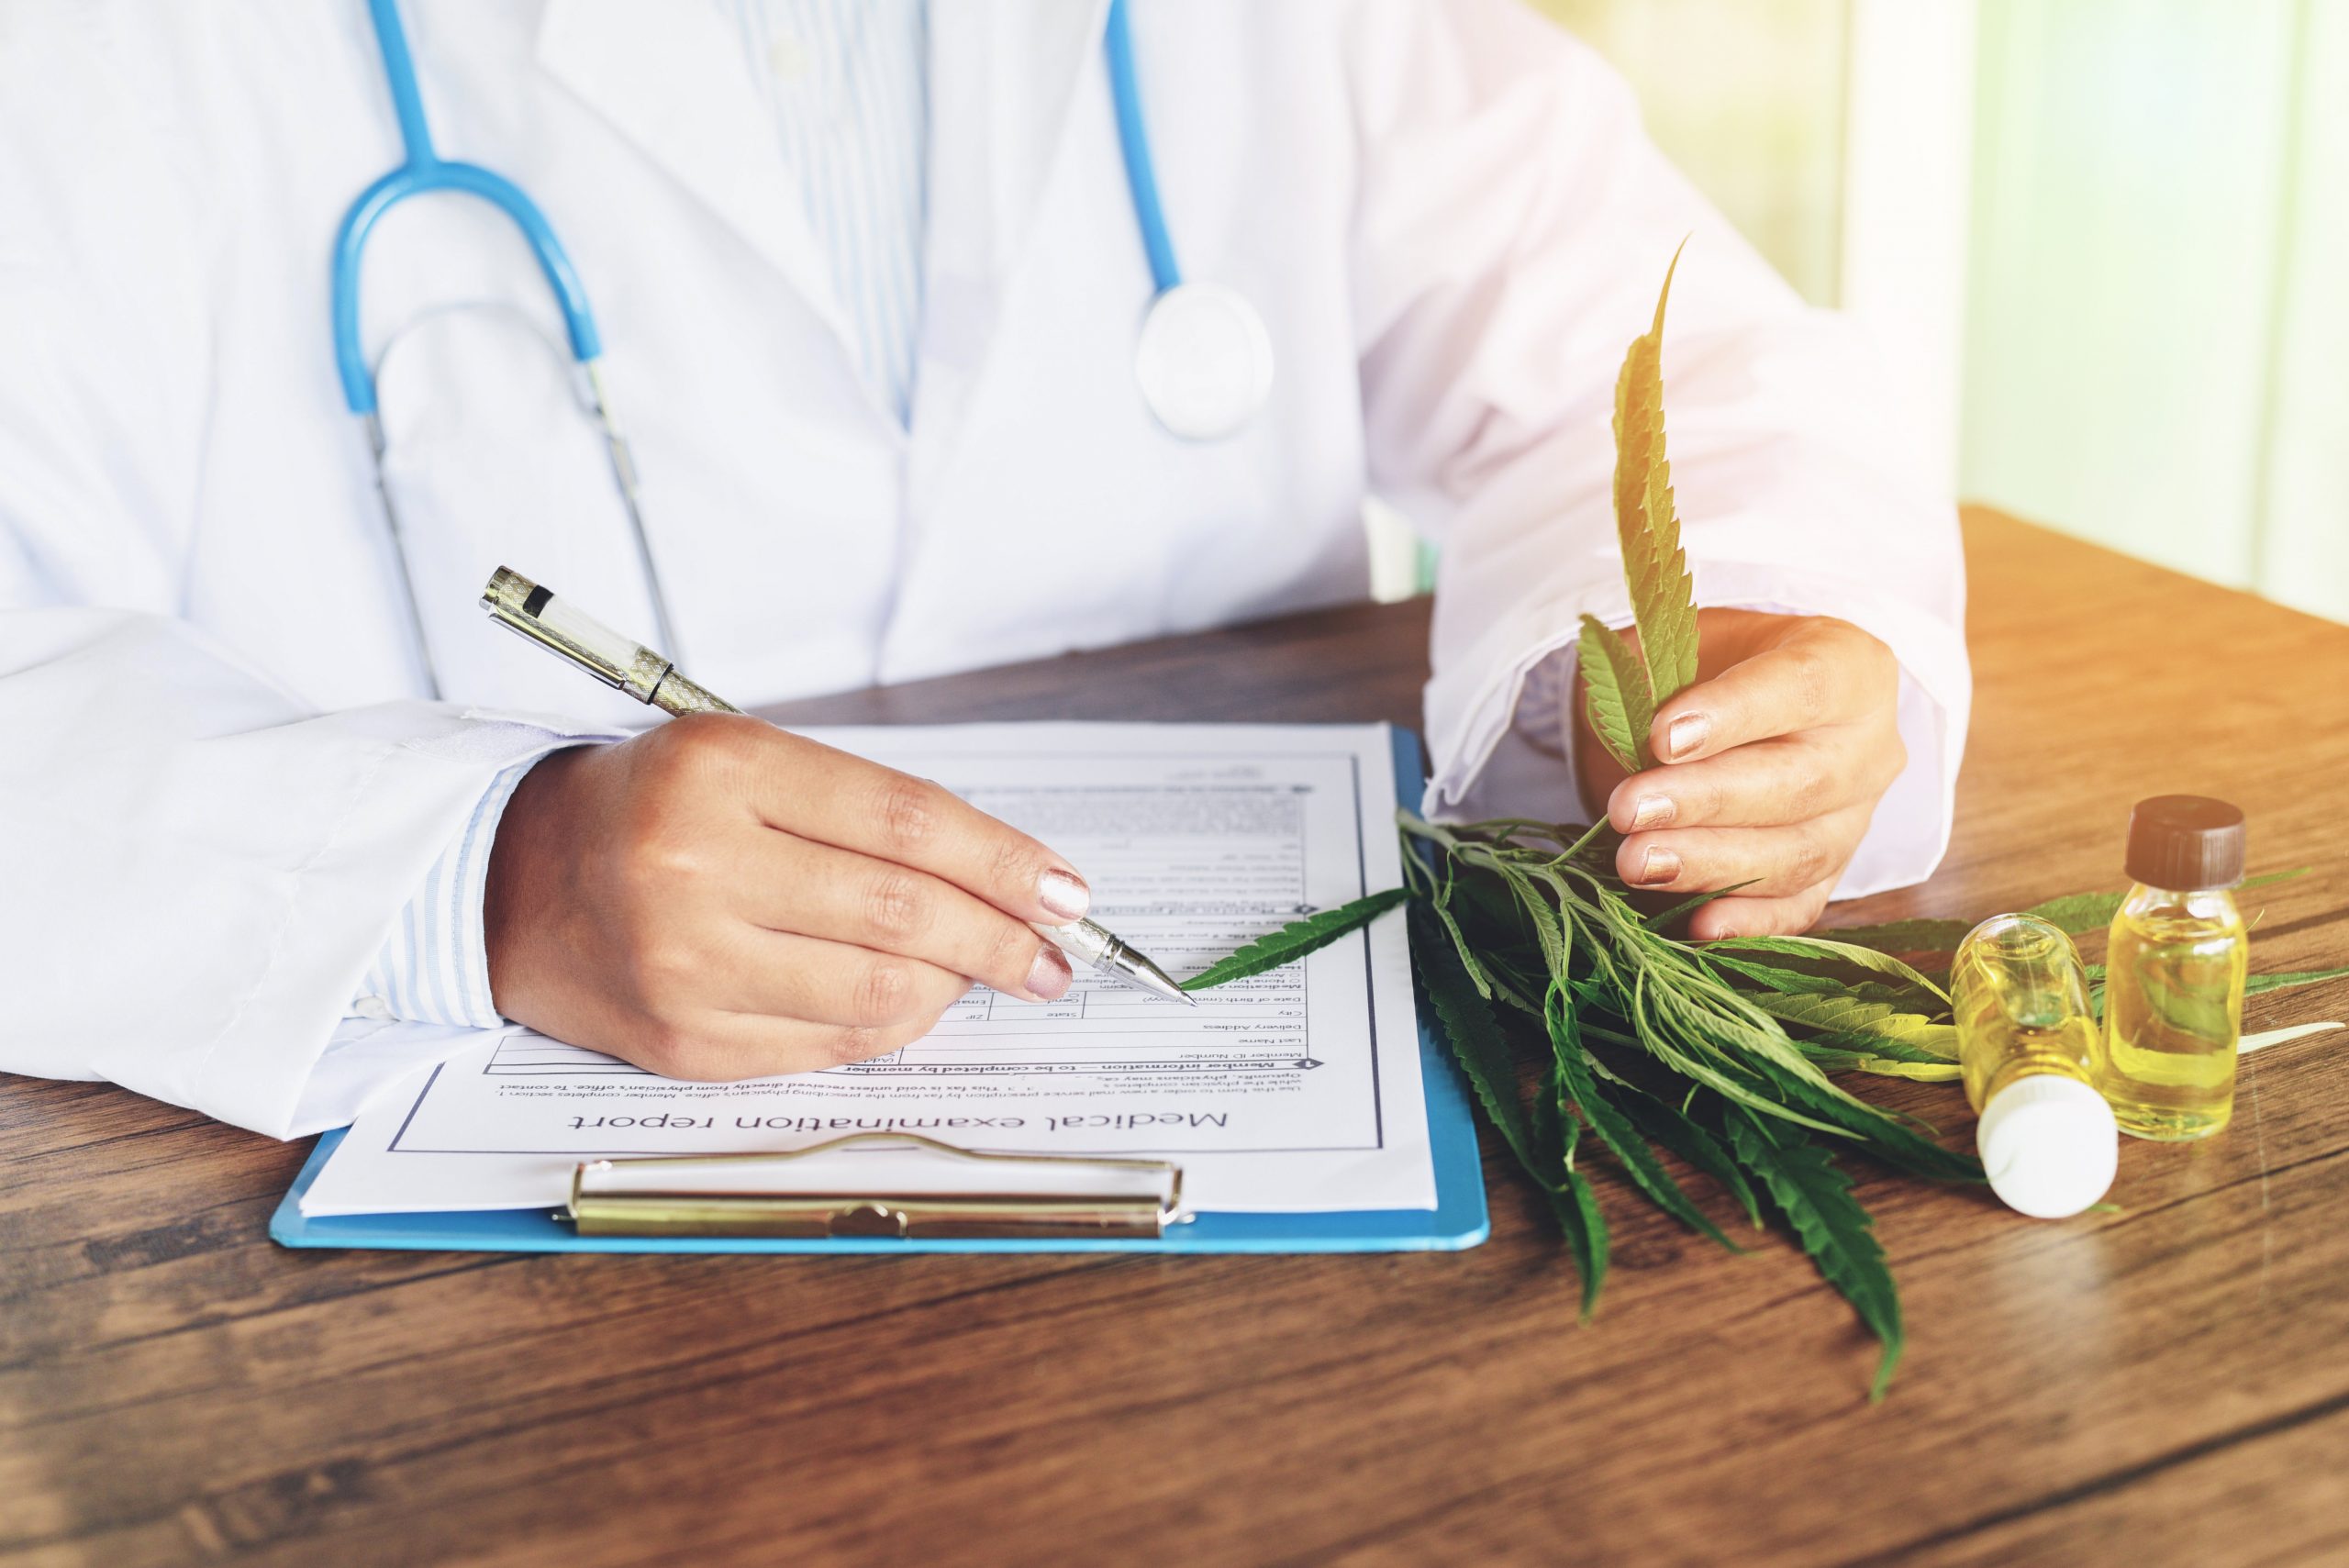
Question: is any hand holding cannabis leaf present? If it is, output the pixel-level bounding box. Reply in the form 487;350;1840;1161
1568;245;1905;941
1175;246;2346;1402
1572;608;1906;940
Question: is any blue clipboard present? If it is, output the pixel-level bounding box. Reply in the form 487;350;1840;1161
270;728;1487;1256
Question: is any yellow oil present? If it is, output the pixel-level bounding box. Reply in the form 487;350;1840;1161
1960;1017;2104;1111
2100;885;2247;1140
1954;914;2103;1111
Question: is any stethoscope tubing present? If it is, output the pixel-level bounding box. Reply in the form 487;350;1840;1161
331;161;604;419
332;0;678;685
332;0;605;418
332;0;1250;695
1104;0;1181;296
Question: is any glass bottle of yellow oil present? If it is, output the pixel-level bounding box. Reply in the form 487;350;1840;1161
2100;795;2249;1140
1952;913;2117;1218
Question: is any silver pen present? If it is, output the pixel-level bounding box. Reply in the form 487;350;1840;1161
481;567;1197;1007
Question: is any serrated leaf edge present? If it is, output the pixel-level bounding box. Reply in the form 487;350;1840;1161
1180;887;1406;991
1611;240;1700;709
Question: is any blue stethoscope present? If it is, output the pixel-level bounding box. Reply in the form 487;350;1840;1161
331;0;1273;694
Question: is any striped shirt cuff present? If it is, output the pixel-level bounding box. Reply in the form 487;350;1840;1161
351;759;539;1029
1514;642;1575;757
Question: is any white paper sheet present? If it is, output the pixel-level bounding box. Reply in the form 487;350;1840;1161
301;722;1431;1217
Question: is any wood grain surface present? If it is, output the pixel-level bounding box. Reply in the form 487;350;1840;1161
4;511;2344;1568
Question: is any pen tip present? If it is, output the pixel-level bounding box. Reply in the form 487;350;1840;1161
1132;957;1195;1007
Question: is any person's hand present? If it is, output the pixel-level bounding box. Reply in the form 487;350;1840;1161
484;716;1089;1079
1573;609;1905;940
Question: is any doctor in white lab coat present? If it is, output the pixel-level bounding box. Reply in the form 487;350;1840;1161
0;1;1969;1139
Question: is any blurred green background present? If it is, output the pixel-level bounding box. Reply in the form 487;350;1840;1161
1507;0;2345;625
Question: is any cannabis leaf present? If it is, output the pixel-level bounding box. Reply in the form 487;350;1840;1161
1412;906;1535;1166
1798;1052;1961;1084
1548;984;1737;1250
1743;1056;1983;1184
2034;868;2317;936
1642;883;1758;931
1180;886;1407;991
1550;1126;1611;1320
1811;916;1973;957
1419;850;1500;999
2245;964;2349;996
2015;889;2128;936
1705;934;1951;1004
1822;870;2309;959
1577;613;1656;773
1412;903;1616;1314
1618;1088;1763;1228
1701;949;1926;1005
1523;1035;1611;1318
1611;240;1699;710
1758;988;1963;1082
1727;1107;1904;1401
1749;992;1959;1062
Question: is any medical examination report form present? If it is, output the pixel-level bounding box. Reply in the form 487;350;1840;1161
301;723;1433;1218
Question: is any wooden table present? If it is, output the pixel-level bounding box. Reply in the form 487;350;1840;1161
5;511;2344;1567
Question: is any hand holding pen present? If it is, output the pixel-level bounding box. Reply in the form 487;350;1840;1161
478;570;1188;1083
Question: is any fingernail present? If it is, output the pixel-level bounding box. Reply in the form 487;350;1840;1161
1637;846;1682;885
1038;868;1090;923
1631;793;1674;830
1025;944;1073;1001
1664;714;1709;762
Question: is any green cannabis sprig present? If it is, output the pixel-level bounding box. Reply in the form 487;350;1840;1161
1183;824;2341;1403
1179;888;1408;991
1396;810;1954;1400
1178;249;2344;1399
1580;239;1698;775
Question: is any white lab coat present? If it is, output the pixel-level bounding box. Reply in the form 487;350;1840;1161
0;0;1969;1137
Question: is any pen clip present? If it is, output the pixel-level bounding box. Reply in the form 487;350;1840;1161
482;565;672;703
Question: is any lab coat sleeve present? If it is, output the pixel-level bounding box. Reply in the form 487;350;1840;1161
0;608;616;1137
0;74;618;1134
1342;0;1970;899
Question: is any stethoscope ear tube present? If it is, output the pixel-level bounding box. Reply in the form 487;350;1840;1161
336;0;680;695
333;0;606;421
341;0;1270;700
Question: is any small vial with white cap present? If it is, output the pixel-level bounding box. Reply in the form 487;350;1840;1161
1952;913;2119;1218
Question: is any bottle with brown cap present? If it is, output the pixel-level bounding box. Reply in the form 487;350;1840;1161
2099;795;2250;1140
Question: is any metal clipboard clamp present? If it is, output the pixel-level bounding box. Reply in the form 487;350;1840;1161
561;1133;1189;1241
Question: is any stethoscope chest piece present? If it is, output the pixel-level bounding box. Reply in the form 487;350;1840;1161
1133;281;1274;442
